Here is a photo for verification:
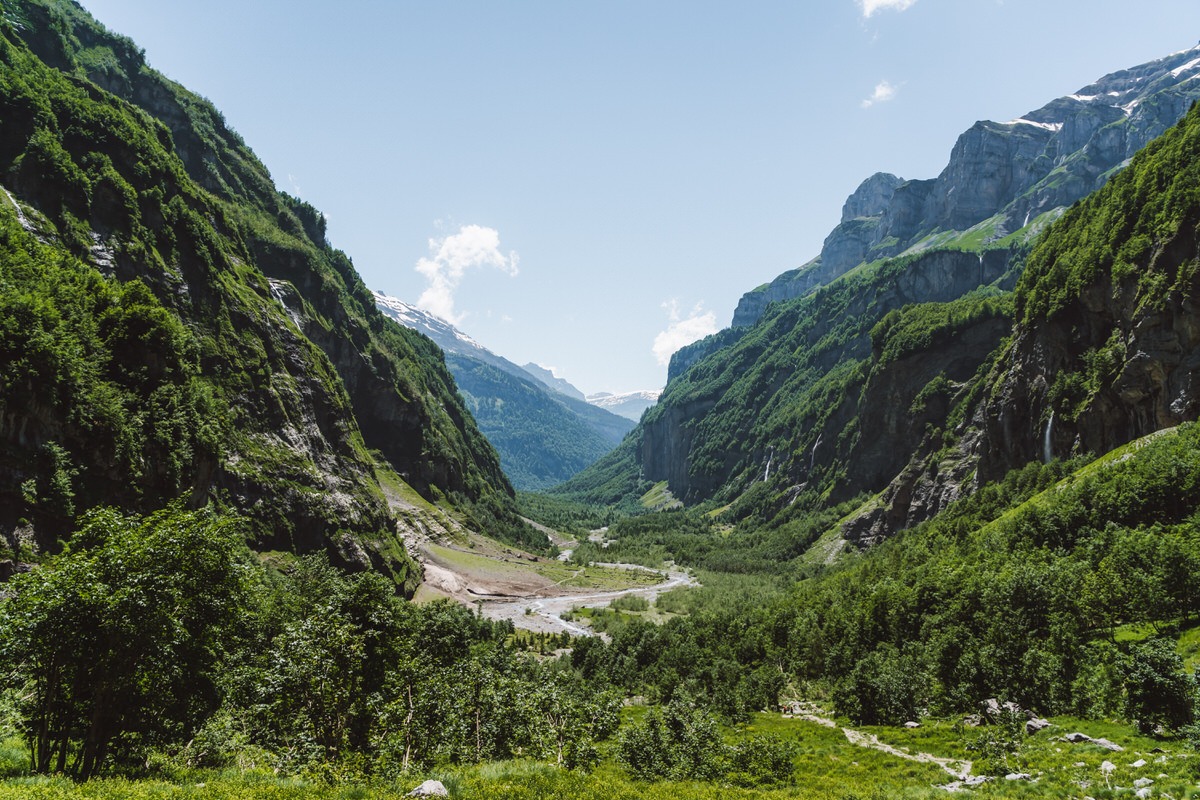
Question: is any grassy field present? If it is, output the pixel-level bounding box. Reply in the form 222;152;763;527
424;543;664;592
5;710;1197;799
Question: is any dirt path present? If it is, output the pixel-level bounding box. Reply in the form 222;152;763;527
792;711;972;780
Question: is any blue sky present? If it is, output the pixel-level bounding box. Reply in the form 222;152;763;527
78;0;1200;395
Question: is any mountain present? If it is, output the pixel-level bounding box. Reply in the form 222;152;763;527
553;44;1200;542
374;293;634;490
844;98;1200;546
586;390;661;422
0;0;535;580
520;362;587;401
733;43;1200;328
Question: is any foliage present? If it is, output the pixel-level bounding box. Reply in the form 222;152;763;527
617;698;725;782
832;645;930;725
447;354;632;492
0;505;246;778
1123;637;1197;734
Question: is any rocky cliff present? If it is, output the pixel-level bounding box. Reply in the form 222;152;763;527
632;248;1014;504
733;44;1200;329
843;100;1200;547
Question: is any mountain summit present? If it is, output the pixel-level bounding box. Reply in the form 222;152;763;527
733;43;1200;327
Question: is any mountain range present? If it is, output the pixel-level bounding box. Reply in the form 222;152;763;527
374;293;634;491
554;42;1200;556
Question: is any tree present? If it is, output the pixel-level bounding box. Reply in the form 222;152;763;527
0;505;246;778
1124;638;1197;734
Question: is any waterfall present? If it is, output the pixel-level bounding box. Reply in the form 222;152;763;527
763;447;774;482
1043;411;1055;463
1023;209;1032;228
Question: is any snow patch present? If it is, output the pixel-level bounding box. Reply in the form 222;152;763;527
1171;56;1200;78
1007;118;1063;132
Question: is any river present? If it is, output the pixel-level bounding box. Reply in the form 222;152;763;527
478;566;697;636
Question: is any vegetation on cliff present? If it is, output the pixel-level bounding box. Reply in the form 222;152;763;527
0;0;535;564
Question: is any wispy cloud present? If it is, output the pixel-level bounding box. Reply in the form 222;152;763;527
861;80;899;108
859;0;917;17
415;224;518;324
652;300;719;366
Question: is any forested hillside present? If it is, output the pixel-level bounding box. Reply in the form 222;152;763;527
0;0;536;571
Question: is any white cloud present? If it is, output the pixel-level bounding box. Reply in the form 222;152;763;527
861;80;898;108
652;300;719;366
859;0;917;17
414;224;519;324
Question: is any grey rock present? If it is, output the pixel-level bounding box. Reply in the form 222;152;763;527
1026;718;1051;735
408;780;448;797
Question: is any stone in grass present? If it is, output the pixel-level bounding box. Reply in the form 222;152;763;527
904;721;921;728
1131;758;1147;768
1005;772;1032;781
408;780;449;797
1134;777;1154;788
1064;732;1123;751
1026;717;1051;735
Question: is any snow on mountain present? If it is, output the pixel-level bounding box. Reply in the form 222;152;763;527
587;390;661;422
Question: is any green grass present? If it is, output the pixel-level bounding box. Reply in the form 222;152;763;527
640;481;683;511
4;711;1200;799
425;543;662;591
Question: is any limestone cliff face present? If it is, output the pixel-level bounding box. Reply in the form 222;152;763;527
843;102;1200;548
642;248;1013;503
734;44;1200;329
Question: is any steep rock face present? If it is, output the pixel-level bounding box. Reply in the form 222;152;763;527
844;102;1200;547
842;172;904;221
639;397;719;498
734;44;1200;328
839;313;1011;501
638;248;1013;502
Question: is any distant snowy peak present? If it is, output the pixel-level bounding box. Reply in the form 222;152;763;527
373;291;492;358
587;390;662;421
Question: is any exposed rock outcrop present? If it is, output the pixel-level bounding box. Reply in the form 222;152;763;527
734;45;1200;329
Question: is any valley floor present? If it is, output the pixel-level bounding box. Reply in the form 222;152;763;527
409;527;694;635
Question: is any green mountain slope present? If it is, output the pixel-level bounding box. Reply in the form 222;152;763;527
373;294;635;491
447;352;634;491
0;0;534;570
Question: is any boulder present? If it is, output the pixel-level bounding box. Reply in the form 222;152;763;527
408;780;448;797
1026;718;1051;735
904;721;921;729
